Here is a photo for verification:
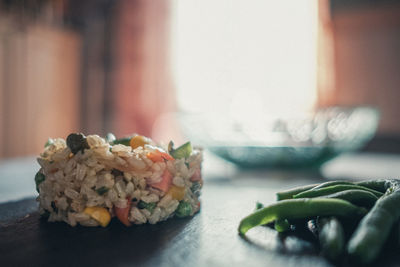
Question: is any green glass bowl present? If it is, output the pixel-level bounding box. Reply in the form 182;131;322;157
179;107;379;168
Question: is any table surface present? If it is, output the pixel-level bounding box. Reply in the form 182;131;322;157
1;152;400;267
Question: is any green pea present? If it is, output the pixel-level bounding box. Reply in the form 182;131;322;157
176;201;192;218
137;201;156;212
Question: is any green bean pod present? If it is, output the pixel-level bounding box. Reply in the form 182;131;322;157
347;181;400;264
312;181;355;190
356;179;387;193
238;198;367;235
318;217;345;261
317;189;378;208
276;184;319;201
293;185;383;199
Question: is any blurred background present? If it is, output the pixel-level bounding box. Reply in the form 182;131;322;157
1;0;400;159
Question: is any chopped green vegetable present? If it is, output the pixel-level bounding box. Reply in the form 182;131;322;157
176;201;192;218
66;133;90;154
137;201;156;212
35;172;46;192
105;133;116;143
169;141;192;159
96;186;109;195
111;137;132;146
44;138;54;148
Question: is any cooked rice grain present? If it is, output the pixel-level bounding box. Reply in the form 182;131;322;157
36;134;203;227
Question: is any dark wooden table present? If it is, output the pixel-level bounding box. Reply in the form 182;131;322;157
1;153;400;267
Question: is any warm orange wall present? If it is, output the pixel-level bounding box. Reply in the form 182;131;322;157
327;4;400;135
0;17;81;158
111;0;176;141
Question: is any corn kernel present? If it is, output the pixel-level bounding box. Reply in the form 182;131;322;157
130;135;149;149
84;206;111;227
167;185;185;201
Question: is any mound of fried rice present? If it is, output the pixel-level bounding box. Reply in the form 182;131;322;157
36;134;203;227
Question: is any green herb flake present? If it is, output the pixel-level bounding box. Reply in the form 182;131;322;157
35;172;46;193
96;186;109;195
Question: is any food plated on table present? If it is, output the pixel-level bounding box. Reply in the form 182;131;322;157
35;133;203;227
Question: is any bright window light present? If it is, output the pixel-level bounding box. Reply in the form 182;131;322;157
171;0;318;118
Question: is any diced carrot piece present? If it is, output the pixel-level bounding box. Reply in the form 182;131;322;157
190;168;202;182
150;169;173;192
114;200;132;226
147;149;174;162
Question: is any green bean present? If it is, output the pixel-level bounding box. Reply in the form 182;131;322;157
318;217;345;261
311;181;354;190
274;219;290;232
347;180;400;264
238;198;367;235
276;184;319;201
293;185;383;199
356;179;387;193
316;189;378;208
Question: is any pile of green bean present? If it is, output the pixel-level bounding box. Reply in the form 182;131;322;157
238;179;400;264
